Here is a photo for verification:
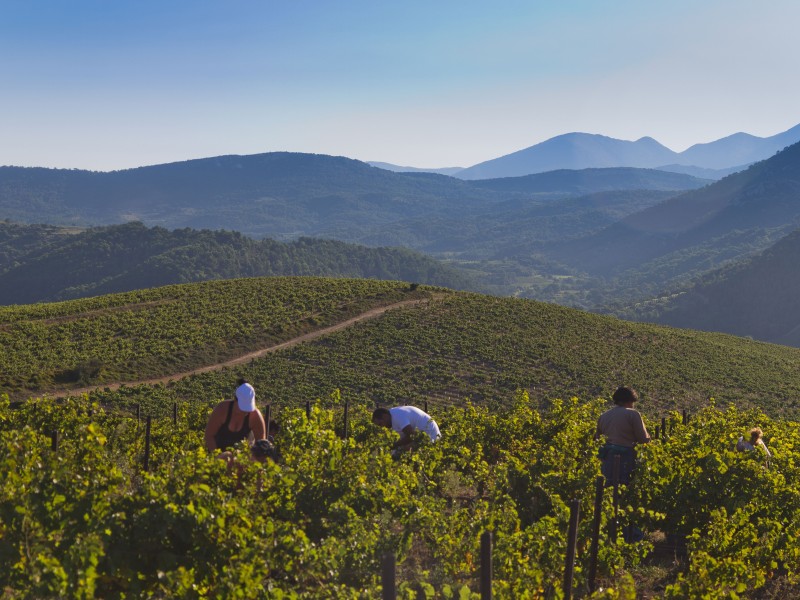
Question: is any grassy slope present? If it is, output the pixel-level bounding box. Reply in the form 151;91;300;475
162;291;800;419
0;277;426;397
4;277;798;418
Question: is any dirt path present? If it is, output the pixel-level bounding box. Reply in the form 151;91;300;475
51;298;428;398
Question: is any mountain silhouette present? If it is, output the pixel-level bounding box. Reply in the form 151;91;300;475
455;124;800;179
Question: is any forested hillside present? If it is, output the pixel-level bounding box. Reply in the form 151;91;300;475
553;141;800;277
624;228;800;346
0;154;504;238
0;221;471;304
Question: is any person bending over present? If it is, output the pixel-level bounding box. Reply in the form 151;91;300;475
372;405;440;455
205;381;267;453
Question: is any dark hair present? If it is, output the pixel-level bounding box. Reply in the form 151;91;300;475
251;439;277;461
612;386;639;405
372;407;391;421
236;377;248;387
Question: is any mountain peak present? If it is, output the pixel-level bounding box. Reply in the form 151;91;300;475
455;124;800;180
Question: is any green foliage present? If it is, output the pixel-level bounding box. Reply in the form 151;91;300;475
5;394;800;596
0;221;472;304
0;393;643;597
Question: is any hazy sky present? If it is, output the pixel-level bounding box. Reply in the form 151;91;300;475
2;0;798;171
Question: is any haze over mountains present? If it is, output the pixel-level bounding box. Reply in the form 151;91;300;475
2;125;800;348
0;155;707;240
371;124;800;180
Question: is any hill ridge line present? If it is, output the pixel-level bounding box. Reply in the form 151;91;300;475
50;297;429;398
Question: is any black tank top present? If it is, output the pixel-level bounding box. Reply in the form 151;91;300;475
214;401;252;450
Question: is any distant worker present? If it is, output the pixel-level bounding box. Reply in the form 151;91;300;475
372;405;440;455
205;381;267;453
595;386;651;485
737;427;772;458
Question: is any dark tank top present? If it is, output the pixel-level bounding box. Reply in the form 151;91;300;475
214;401;252;450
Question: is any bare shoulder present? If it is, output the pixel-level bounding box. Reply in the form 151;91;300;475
208;400;232;420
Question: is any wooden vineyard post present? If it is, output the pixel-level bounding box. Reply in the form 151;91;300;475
610;454;621;541
424;400;428;413
306;400;311;420
343;402;349;439
172;402;178;426
51;430;59;452
381;552;396;600
265;404;272;439
661;416;667;440
588;475;604;592
481;530;493;600
563;499;580;600
143;416;152;472
682;409;687;425
136;403;141;426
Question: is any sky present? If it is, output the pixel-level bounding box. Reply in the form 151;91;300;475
1;0;799;171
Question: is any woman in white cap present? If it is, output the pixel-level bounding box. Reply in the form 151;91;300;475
204;379;267;452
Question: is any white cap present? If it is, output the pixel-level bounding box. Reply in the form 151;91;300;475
235;383;256;412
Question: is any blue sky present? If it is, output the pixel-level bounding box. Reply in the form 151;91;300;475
2;0;798;170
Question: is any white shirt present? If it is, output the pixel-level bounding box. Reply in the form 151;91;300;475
389;406;440;442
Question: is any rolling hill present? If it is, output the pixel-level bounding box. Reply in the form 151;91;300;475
0;221;473;305
0;153;506;239
5;277;800;419
465;167;710;195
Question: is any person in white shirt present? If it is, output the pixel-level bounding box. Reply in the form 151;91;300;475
372;405;440;454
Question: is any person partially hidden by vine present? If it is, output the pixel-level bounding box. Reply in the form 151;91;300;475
204;380;267;453
736;427;771;465
595;386;651;485
595;386;651;542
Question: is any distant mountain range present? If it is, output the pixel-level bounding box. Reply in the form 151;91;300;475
0;156;707;241
369;124;800;180
0;222;472;304
456;124;800;179
367;162;464;176
4;141;800;348
0;153;503;239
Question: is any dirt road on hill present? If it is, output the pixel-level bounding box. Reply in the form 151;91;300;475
50;297;429;398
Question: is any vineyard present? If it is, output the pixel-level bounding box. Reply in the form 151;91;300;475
20;281;799;421
1;393;797;598
4;276;800;597
0;277;427;397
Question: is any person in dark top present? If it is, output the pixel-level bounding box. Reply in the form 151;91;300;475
204;382;267;453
